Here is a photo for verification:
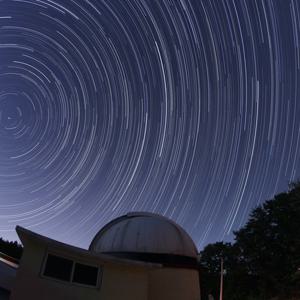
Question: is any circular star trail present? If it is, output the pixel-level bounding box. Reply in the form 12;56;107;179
0;0;300;249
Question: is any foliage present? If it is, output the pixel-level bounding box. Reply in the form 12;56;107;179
0;237;23;260
200;182;300;300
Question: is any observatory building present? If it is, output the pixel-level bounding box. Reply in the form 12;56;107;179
6;212;201;300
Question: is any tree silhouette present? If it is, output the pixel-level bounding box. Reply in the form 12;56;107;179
0;237;23;260
234;182;300;299
200;181;300;300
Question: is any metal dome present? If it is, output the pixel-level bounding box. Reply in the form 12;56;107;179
89;212;198;258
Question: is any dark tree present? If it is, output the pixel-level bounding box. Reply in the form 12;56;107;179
200;242;257;300
234;182;300;299
200;242;235;299
200;181;300;300
0;237;23;260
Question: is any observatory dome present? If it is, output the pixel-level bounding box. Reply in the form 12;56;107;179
89;212;197;258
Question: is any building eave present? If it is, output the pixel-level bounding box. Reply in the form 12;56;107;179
16;226;162;269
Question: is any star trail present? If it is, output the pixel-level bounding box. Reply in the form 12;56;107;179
0;0;300;250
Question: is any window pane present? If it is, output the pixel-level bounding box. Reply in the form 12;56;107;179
44;254;73;281
72;263;98;286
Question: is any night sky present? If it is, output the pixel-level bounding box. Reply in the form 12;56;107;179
0;0;300;250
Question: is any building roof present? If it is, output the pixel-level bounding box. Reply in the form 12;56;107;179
16;226;161;269
89;212;198;258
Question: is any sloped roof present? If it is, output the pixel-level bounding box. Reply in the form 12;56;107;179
16;226;161;269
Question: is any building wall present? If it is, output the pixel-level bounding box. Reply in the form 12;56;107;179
101;267;147;299
0;288;10;300
10;239;201;300
10;242;148;300
0;260;17;293
148;268;201;300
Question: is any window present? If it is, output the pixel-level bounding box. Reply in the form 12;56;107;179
43;254;73;281
73;263;98;286
42;253;100;288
